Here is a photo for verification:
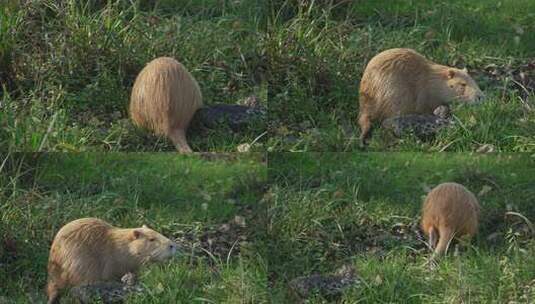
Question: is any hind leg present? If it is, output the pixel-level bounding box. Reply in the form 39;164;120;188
434;226;454;257
169;128;193;153
424;226;440;269
428;226;438;250
47;281;61;304
358;114;373;147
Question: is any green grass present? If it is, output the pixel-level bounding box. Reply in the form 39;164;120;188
0;152;268;303
2;0;535;302
268;152;535;303
0;0;267;152
267;0;535;152
3;0;534;152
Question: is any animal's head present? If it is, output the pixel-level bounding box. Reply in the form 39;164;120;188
128;225;177;262
443;68;485;104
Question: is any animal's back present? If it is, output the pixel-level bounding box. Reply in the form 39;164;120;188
421;182;479;236
48;218;113;284
51;218;111;255
359;48;432;120
129;57;203;135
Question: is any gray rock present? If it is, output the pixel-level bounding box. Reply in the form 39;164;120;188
69;273;143;304
191;102;266;132
289;265;360;300
382;106;453;139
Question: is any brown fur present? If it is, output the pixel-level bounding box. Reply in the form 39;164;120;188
129;57;203;153
46;218;176;304
421;183;480;257
358;48;484;145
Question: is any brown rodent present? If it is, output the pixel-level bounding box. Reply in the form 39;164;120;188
421;182;480;256
129;57;203;153
46;218;177;304
358;48;484;145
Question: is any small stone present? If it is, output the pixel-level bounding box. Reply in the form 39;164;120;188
237;143;251;152
234;216;246;227
218;224;231;233
476;144;496;153
240;95;259;107
433;105;450;118
121;272;136;286
478;185;493;196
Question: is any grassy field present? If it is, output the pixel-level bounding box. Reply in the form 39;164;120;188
0;152;268;303
268;152;535;303
3;0;534;152
0;0;267;152
267;0;535;152
2;0;535;303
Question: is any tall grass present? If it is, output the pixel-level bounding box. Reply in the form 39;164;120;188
267;0;535;152
268;152;535;303
1;0;267;152
0;152;268;302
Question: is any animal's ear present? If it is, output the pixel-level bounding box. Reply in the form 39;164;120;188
142;224;148;229
462;67;468;73
132;229;143;240
446;69;456;79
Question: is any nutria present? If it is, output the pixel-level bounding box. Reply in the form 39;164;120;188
421;182;480;257
129;57;203;153
46;218;177;304
358;48;484;145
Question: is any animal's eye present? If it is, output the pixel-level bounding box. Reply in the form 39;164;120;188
149;238;156;242
461;83;467;87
